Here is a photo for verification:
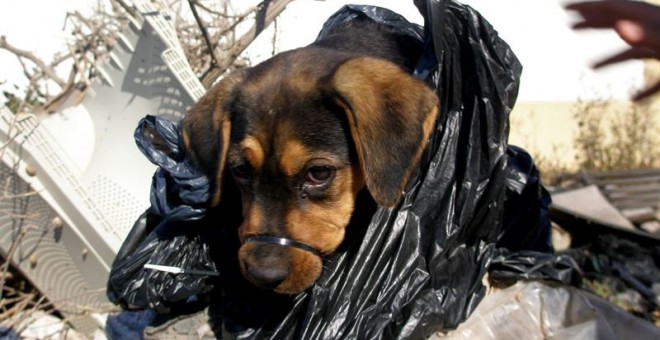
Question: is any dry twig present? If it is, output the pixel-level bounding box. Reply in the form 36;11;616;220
200;0;294;87
0;1;130;113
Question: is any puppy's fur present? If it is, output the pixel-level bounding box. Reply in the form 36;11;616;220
182;18;438;294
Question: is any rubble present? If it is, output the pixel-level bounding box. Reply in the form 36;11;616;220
550;168;660;326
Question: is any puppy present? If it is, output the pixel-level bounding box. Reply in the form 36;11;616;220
182;18;438;295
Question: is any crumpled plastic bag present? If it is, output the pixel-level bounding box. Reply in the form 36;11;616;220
134;115;210;222
107;116;218;313
488;249;582;288
107;1;566;338
439;281;660;340
499;146;553;253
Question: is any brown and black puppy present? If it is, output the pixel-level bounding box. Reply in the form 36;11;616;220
182;19;438;295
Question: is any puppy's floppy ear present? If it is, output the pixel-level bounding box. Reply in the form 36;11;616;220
329;57;439;207
182;73;243;207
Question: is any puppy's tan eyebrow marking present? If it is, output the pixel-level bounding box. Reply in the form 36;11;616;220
279;139;345;177
279;139;309;177
242;136;265;169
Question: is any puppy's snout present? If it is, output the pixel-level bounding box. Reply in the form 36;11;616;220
246;264;289;289
239;240;324;294
240;243;291;289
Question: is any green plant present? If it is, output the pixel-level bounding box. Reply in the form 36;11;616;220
2;83;44;114
529;145;573;187
573;98;660;171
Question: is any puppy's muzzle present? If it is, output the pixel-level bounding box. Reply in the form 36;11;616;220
245;235;322;257
242;236;322;290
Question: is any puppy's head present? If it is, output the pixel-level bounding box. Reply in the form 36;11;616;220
182;49;438;294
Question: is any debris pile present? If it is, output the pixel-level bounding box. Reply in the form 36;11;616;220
551;168;660;326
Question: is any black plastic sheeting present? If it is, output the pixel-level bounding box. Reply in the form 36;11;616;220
107;1;564;338
107;115;220;313
567;234;660;311
499;145;553;253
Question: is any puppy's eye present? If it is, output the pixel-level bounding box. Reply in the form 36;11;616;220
231;164;251;183
305;166;335;186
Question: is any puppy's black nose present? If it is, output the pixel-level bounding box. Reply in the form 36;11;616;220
247;265;288;289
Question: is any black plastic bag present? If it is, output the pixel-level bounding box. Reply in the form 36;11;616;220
567;234;660;310
107;1;559;338
107;116;219;313
216;2;524;338
499;145;553;253
489;249;583;287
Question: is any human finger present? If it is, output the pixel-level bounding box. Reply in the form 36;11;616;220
566;0;660;24
615;20;660;52
632;79;660;102
571;20;617;30
592;47;655;69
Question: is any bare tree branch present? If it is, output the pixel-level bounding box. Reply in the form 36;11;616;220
214;5;258;41
111;0;137;17
0;1;130;113
189;0;255;19
201;0;294;87
187;0;222;69
2;0;294;111
0;36;67;88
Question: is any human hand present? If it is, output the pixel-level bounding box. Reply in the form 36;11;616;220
566;0;660;101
